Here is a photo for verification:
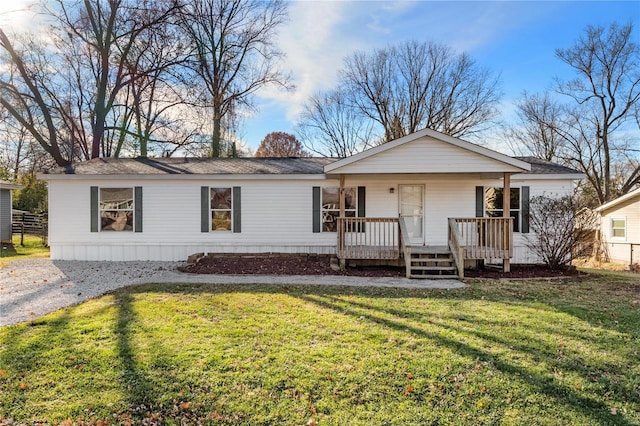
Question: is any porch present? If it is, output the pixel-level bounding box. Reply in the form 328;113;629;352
336;216;513;279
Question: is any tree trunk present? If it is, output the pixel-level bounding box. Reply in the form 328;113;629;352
212;103;222;158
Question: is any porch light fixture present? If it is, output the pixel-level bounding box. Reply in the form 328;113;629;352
389;187;395;194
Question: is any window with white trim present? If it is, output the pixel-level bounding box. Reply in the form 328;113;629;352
611;217;626;239
321;187;356;232
485;187;521;232
99;188;134;231
210;187;232;231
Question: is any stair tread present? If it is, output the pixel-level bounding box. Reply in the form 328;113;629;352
411;258;453;263
409;274;457;279
411;266;456;271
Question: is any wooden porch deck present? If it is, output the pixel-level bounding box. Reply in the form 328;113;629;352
336;217;514;279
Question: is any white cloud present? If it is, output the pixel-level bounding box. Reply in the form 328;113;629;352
0;0;46;33
258;1;362;120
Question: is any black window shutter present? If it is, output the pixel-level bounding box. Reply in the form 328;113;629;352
134;186;143;232
201;186;209;232
521;186;530;233
475;186;484;217
312;186;321;233
357;186;366;217
90;186;99;232
233;186;241;233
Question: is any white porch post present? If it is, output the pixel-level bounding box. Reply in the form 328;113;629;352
503;172;511;273
339;175;346;270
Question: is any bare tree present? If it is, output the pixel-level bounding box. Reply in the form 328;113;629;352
0;30;70;166
0;1;182;166
504;92;566;162
296;89;374;157
50;0;181;159
255;131;308;157
554;22;640;203
178;0;291;158
340;40;501;142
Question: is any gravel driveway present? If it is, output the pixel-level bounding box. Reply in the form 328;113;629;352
1;259;464;326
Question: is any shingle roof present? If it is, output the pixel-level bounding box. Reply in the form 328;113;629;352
41;155;582;176
514;157;583;175
42;157;337;175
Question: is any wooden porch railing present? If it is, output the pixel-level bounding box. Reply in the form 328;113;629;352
447;219;465;280
449;217;513;260
336;217;400;260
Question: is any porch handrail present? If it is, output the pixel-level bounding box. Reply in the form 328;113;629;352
451;217;513;260
398;217;411;277
448;218;465;280
336;217;400;260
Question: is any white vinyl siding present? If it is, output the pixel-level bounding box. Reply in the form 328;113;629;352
329;137;525;175
45;174;578;263
48;178;339;261
599;194;640;264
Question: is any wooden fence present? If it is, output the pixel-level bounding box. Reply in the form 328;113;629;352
11;211;48;245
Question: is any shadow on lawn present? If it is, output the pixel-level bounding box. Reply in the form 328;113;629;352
131;282;638;424
114;292;158;411
299;292;638;425
2;279;637;423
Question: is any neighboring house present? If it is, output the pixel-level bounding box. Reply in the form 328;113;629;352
0;180;23;246
595;188;640;267
38;128;584;278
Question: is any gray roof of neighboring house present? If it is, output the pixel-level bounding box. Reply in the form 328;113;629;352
514;157;583;175
41;157;338;175
40;155;582;176
0;180;23;190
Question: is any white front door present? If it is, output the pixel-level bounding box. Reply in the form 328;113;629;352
399;184;424;245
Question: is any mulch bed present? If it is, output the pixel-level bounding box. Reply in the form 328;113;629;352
177;254;586;279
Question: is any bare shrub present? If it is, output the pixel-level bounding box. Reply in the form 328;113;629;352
525;194;598;269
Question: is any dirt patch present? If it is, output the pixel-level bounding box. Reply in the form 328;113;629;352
177;254;586;279
464;264;587;280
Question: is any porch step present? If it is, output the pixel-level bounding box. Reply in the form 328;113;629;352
406;246;458;279
410;266;456;272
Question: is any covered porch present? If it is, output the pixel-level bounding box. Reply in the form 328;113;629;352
336;215;513;279
322;129;530;279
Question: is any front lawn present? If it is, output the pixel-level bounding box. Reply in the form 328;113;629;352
1;272;638;425
0;234;49;267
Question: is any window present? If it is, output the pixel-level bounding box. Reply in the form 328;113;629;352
321;187;356;232
485;187;521;232
611;218;626;239
99;188;134;231
210;187;232;231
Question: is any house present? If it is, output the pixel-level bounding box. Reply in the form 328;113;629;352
38;128;584;278
0;180;23;247
595;188;640;267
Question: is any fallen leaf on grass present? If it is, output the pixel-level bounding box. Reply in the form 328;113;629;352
404;384;413;396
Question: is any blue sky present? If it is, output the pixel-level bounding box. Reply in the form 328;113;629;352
244;0;640;152
1;1;638;153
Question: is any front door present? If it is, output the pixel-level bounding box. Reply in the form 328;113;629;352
399;185;424;245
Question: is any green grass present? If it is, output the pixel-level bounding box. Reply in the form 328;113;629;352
0;234;49;267
1;272;639;425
